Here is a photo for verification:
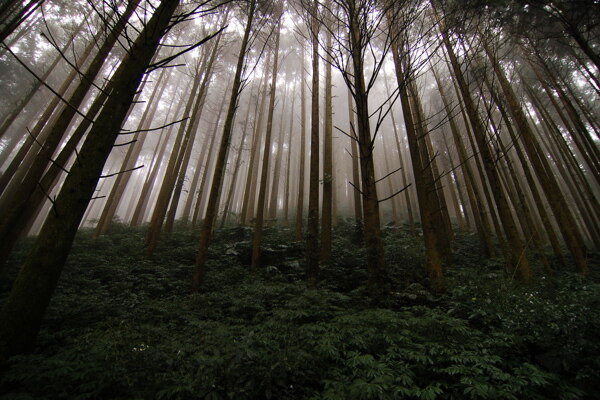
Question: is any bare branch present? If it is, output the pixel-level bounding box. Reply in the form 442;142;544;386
99;164;144;179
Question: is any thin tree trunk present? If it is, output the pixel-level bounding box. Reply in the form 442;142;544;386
146;61;206;254
320;15;333;264
382;71;414;233
283;83;297;227
347;2;385;295
240;51;272;226
306;5;320;287
130;89;186;227
191;83;230;228
267;83;288;224
192;0;257;291
485;42;588;273
94;67;170;236
165;13;227;232
431;65;495;256
220;83;256;228
347;88;363;231
294;46;307;240
439;17;531;281
251;20;282;271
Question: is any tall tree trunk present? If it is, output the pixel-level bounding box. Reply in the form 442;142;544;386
94;67;170;236
283;83;297;227
130;90;186;227
146;61;206;254
191;84;230;228
391;43;444;291
306;4;320;287
320;16;333;264
220;83;256;229
484;43;588;273
165;14;227;232
192;0;257;291
347;88;363;234
382;71;414;233
347;2;385;295
438;18;531;281
0;1;139;266
0;0;181;363
431;66;495;257
240;51;272;226
267;83;288;224
251;20;282;271
409;79;453;258
294;46;307;240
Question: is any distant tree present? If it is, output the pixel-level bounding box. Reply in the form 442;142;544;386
0;0;43;43
320;0;334;264
251;14;283;271
294;44;307;240
241;51;272;226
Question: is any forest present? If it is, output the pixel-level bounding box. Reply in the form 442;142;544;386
0;0;599;398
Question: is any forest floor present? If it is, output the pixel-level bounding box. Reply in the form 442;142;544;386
0;221;599;399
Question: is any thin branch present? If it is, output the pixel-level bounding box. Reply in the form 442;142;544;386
113;139;138;147
348;180;365;196
375;165;403;184
99;164;144;179
147;27;226;72
120;116;189;134
378;183;412;203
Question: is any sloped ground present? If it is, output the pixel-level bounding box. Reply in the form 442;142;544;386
0;222;599;399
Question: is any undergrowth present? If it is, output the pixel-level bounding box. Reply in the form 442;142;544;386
0;221;598;399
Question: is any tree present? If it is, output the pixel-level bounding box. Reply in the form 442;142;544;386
483;38;588;273
192;0;259;292
251;15;282;271
318;0;394;295
320;0;334;264
294;44;307;240
305;0;320;287
0;0;42;43
0;0;140;267
0;0;190;362
435;3;532;281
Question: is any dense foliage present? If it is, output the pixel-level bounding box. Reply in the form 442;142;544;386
1;222;599;399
